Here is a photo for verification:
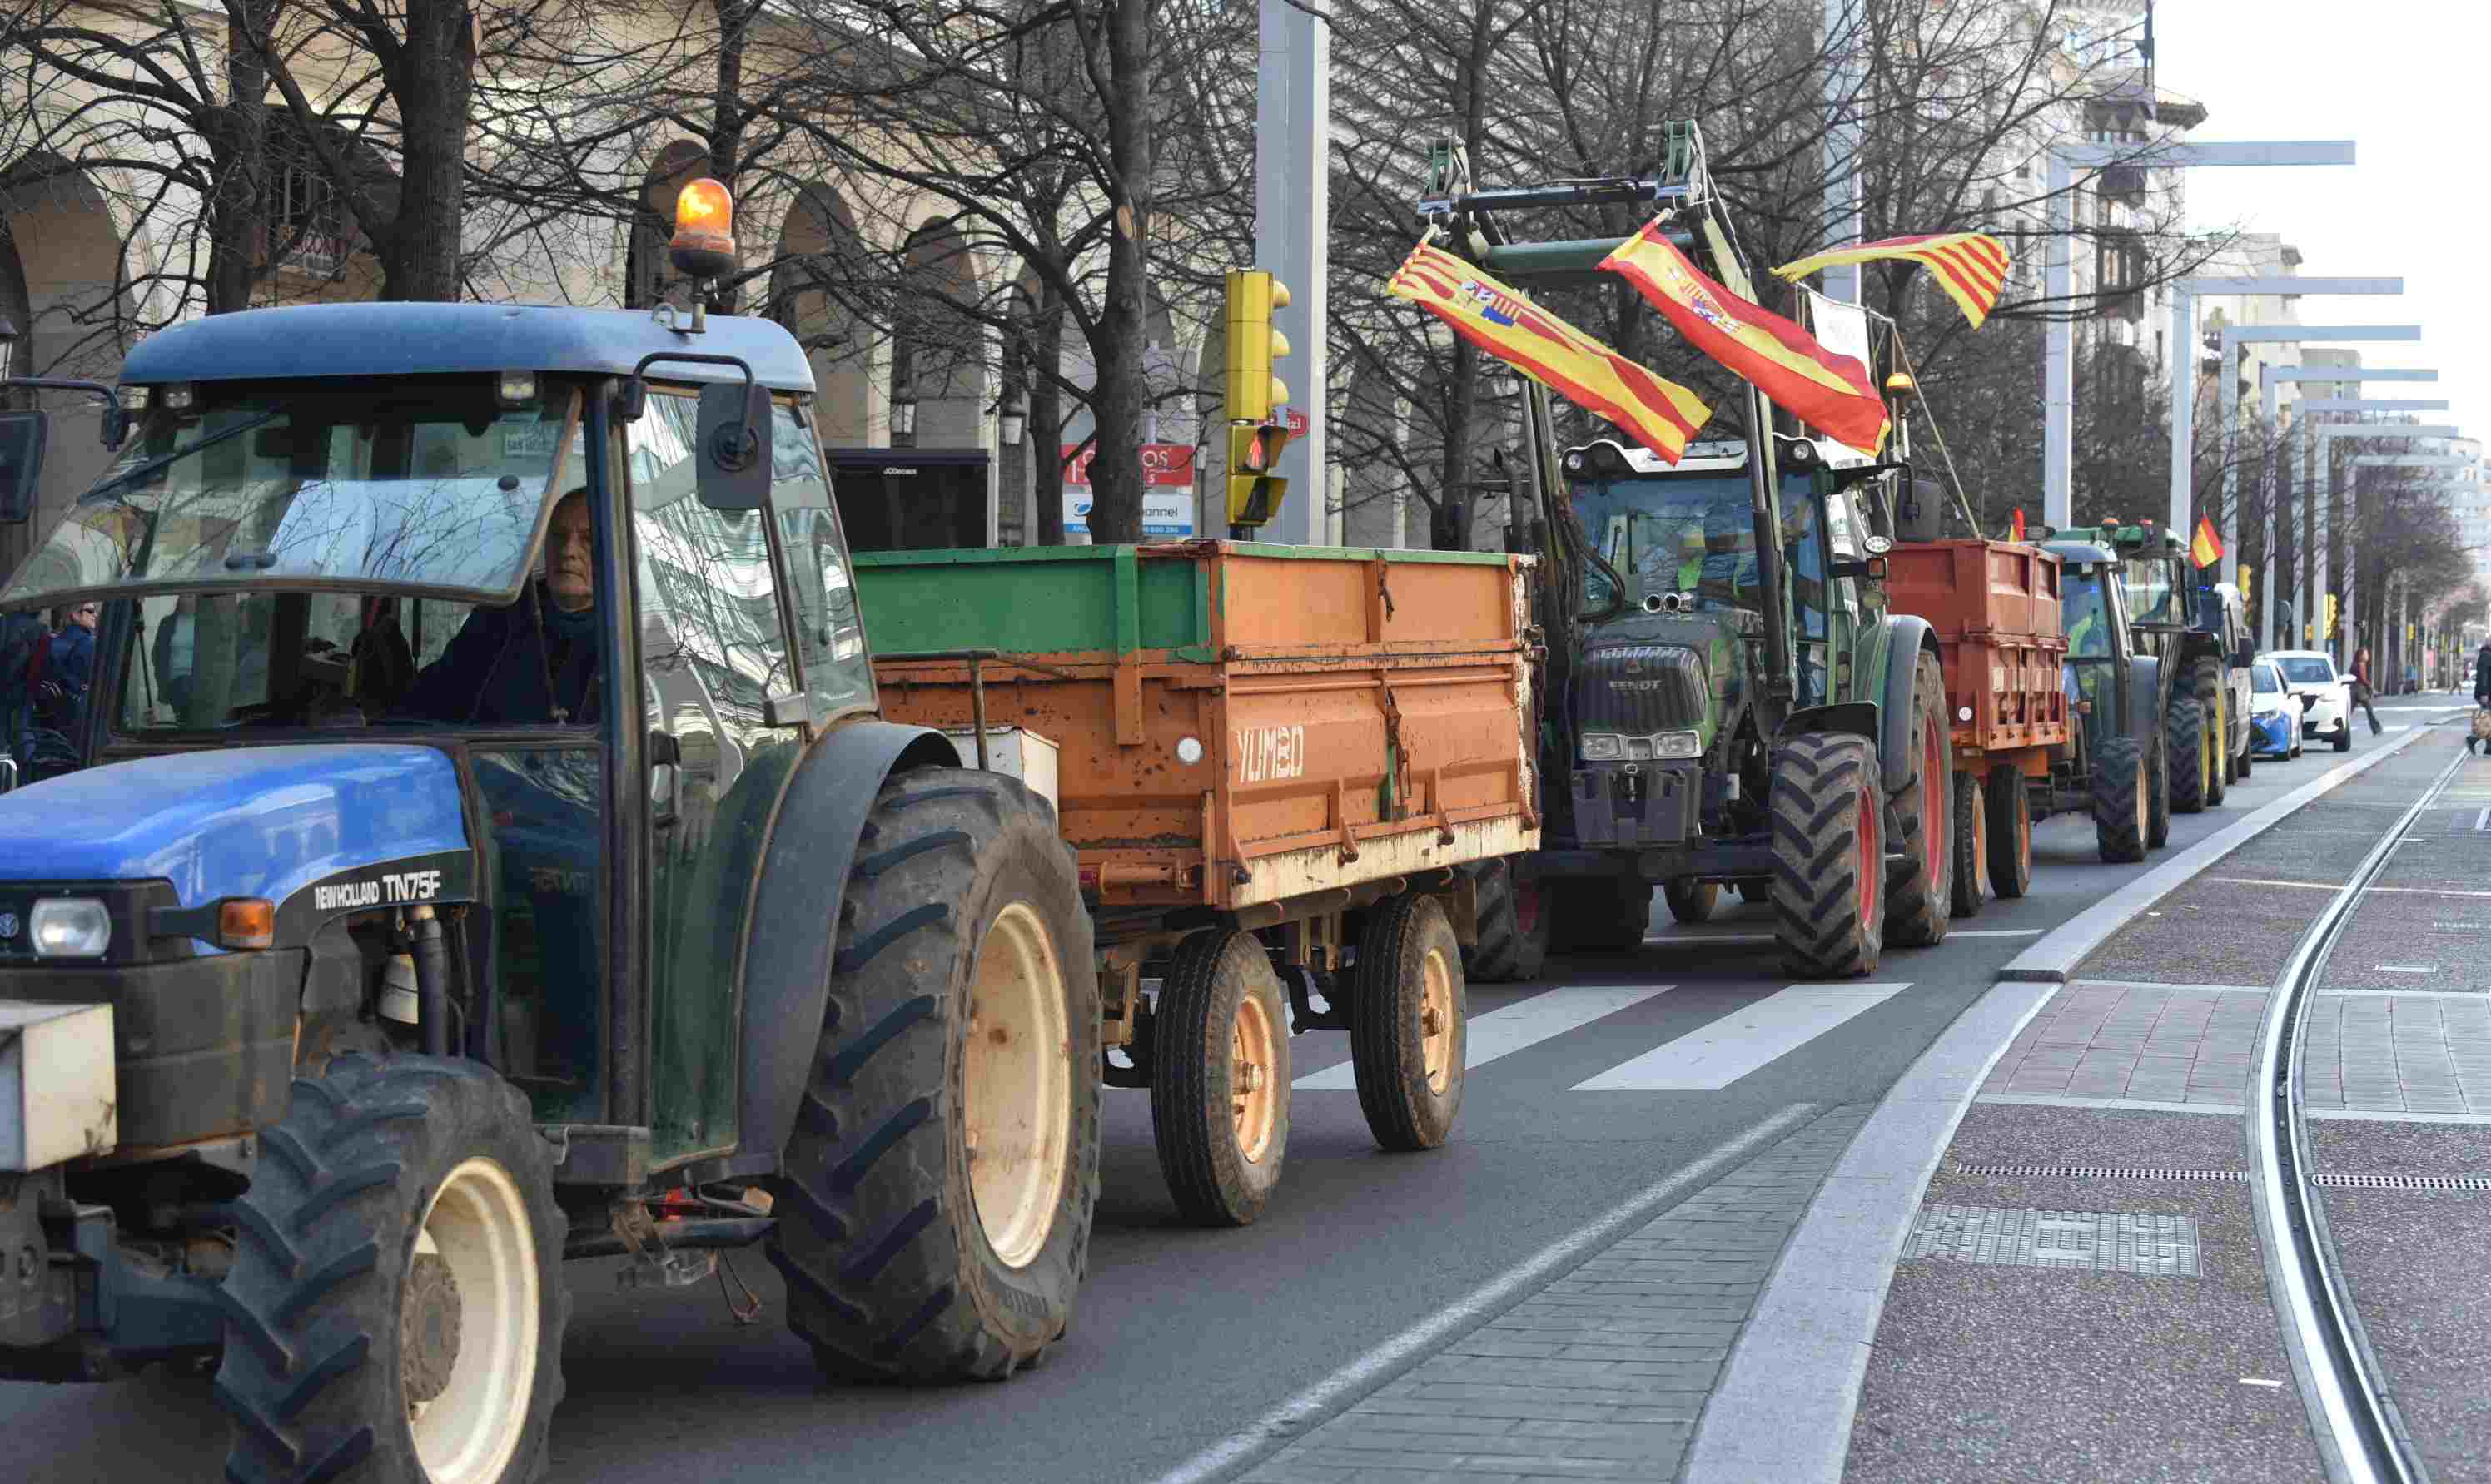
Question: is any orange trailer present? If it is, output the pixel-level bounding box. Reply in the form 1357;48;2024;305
1882;539;2067;907
853;539;1539;1225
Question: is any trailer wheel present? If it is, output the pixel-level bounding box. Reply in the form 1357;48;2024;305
1462;859;1549;984
2168;685;2210;815
1769;732;1884;977
1350;895;1467;1152
1663;880;1720;925
1552;876;1653;953
2196;658;2230;805
2094;734;2149;864
2147;720;2175;846
1985;764;2033;899
217;1055;565;1484
1949;771;1987;918
769;770;1100;1382
1151;929;1290;1226
1884;653;1954;947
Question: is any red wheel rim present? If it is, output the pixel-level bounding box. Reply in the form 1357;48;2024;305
1855;786;1881;923
1921;718;1946;886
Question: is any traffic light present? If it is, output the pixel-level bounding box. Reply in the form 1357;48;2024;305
2324;593;2340;639
1223;268;1295;532
2240;563;2253;613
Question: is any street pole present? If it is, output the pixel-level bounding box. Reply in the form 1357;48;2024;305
1819;0;1867;305
2264;367;2437;643
1255;0;1329;545
2042;140;2355;528
2214;325;2419;602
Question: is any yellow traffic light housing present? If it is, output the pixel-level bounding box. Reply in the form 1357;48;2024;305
1221;267;1296;534
2325;593;2340;638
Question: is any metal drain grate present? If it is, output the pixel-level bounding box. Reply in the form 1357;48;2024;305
1951;1163;2246;1184
2310;1173;2491;1192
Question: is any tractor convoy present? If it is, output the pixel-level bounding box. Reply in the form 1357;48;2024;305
0;154;2272;1483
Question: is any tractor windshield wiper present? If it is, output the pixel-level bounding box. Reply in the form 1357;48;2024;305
79;409;286;504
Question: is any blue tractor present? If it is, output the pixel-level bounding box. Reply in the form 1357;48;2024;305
0;185;1098;1482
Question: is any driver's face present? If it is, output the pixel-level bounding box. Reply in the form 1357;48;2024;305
546;494;594;612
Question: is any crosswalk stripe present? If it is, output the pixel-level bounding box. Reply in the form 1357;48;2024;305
1292;983;1676;1089
1570;982;1910;1091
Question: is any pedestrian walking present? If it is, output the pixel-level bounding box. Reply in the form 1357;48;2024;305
2351;648;2383;737
2474;641;2491;758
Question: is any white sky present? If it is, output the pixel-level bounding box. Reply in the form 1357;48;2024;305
2157;0;2485;434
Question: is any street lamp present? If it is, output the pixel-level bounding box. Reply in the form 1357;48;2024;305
997;380;1027;449
0;314;15;383
891;370;918;445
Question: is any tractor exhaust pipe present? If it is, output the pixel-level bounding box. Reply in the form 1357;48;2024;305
410;905;450;1057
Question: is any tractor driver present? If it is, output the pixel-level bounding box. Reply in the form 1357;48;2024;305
400;488;604;726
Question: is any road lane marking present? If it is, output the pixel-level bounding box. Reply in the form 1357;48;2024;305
2478;807;2489;831
1293;983;1675;1089
1149;1102;1823;1484
2375;965;2439;974
1572;983;1910;1091
1945;928;2047;937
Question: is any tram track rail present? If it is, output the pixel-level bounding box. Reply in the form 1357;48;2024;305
2250;742;2470;1484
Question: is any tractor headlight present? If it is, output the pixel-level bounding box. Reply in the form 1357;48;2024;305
1581;733;1624;762
1652;730;1702;760
30;897;111;958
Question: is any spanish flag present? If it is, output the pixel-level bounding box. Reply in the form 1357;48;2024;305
1771;233;2012;330
1386;238;1712;464
1599;221;1889;457
2190;517;2224;568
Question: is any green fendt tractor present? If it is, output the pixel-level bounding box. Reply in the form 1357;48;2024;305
2029;538;2170;862
0;186;1096;1482
1423;127;1955;980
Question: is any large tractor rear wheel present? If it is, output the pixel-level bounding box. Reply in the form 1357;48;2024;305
2094;735;2149;864
1769;732;1884;977
218;1055;566;1484
1985;764;2034;899
1351;895;1467;1152
2169;685;2210;814
770;769;1100;1382
1552;876;1653;953
1151;928;1291;1226
1949;770;1987;918
2196;658;2230;805
1884;653;1954;947
1462;858;1549;984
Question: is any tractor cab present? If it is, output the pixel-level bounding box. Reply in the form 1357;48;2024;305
2045;540;2137;755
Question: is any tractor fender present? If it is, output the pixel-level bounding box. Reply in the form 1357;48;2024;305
1874;616;1940;796
1781;702;1878;747
2128;655;2163;749
738;718;964;1171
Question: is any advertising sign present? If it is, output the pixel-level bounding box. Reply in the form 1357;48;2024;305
1064;443;1197;539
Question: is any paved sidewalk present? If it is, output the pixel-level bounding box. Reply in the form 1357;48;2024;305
1238;1107;1872;1484
1975;980;2265;1110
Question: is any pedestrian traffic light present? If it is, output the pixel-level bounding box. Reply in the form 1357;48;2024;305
1223;267;1295;532
1224;270;1291;424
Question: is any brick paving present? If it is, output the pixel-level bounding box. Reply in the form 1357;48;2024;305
2305;992;2491;1115
1236;1106;1872;1484
1976;980;2266;1109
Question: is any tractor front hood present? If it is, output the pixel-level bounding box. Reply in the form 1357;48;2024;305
1574;609;1750;747
0;745;470;921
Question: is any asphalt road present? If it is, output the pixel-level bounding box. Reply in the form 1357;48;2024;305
5;707;2455;1484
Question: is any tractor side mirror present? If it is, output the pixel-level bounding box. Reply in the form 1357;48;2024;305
694;380;773;512
0;409;49;523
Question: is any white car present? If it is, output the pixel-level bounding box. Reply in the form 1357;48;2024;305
2266;649;2354;753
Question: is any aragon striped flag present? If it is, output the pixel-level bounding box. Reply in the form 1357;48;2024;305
1770;232;2012;330
1599;221;1889;457
1385;239;1712;464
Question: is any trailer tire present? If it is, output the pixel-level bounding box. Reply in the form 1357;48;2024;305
2196;658;2230;805
1151;929;1290;1226
2148;721;2175;847
217;1055;565;1484
1950;771;1987;918
1663;880;1720;925
1351;895;1467;1152
2169;686;2210;814
1985;764;2033;899
769;769;1100;1382
1885;653;1953;947
1553;877;1653;954
1770;732;1884;977
1463;859;1549;983
2095;735;2149;864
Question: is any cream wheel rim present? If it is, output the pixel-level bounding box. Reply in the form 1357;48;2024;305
965;901;1071;1269
1420;946;1454;1094
407;1157;539;1484
1231;990;1280;1164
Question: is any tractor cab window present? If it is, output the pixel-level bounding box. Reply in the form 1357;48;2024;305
2064;571;2114;658
2121;555;2179;626
1782;494;1828;641
1572;474;1758;614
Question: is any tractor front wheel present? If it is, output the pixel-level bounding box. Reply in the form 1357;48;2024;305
1950;770;1987;918
1885;653;1954;947
2170;687;2210;815
2095;735;2149;864
1769;732;1884;977
770;769;1100;1381
217;1055;566;1484
1462;858;1549;984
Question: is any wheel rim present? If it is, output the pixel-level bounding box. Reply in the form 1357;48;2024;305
1854;787;1881;923
2134;755;2150;838
1970;782;1988;897
407;1157;539;1484
2017;790;2032;875
965;901;1071;1269
2200;703;2215;797
1231;989;1280;1164
1921;718;1945;886
1420;945;1455;1094
1514;879;1543;939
